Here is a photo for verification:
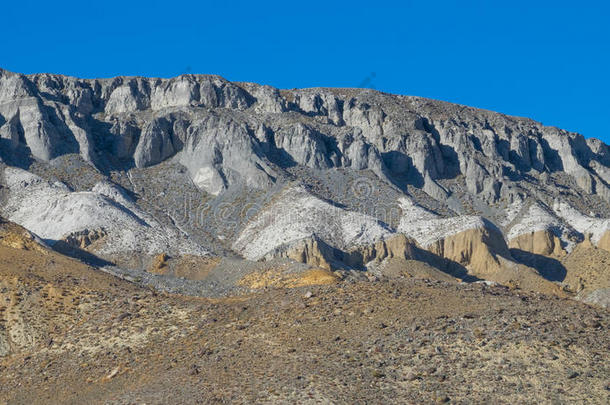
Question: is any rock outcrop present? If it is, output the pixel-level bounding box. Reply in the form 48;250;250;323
596;230;610;253
265;233;417;271
508;230;566;257
343;234;417;268
62;228;108;249
1;67;609;206
233;185;393;262
0;68;609;295
0;166;207;266
266;237;335;270
0;217;48;253
426;227;509;277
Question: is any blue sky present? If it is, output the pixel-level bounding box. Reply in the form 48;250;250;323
3;1;609;141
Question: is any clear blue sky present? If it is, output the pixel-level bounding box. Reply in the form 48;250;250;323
3;1;609;142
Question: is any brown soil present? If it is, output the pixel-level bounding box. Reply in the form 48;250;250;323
0;241;608;404
562;244;610;294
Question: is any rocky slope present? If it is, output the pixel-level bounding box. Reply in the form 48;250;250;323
0;67;609;302
0;68;609;403
0;237;608;404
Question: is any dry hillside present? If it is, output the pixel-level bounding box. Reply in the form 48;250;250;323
0;231;608;404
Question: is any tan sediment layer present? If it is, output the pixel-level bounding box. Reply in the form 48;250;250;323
508;230;566;257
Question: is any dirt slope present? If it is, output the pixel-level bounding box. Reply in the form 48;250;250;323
0;243;608;404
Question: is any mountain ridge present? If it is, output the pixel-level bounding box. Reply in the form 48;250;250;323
0;68;609;306
2;67;598;135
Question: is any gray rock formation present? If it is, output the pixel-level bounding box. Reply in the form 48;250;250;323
0;67;609;289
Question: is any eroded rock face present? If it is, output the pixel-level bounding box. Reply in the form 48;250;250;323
178;114;276;195
596;230;610;253
0;67;608;204
343;234;417;268
0;217;48;253
266;237;335;270
508;230;566;257
134;117;179;168
0;167;208;265
264;234;418;271
0;68;609;290
426;226;509;277
62;228;108;249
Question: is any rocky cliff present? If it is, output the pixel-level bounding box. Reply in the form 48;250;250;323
1;68;609;298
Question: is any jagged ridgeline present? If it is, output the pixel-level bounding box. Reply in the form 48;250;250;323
0;68;609;303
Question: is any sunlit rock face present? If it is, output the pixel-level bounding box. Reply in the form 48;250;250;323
1;67;609;285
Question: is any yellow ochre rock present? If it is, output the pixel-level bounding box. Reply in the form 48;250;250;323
508;230;566;257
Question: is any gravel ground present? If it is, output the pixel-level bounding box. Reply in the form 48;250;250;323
0;246;608;404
